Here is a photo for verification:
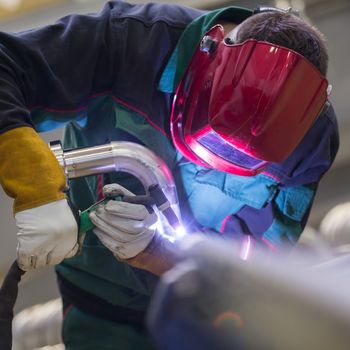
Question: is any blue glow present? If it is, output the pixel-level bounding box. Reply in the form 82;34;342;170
36;117;87;132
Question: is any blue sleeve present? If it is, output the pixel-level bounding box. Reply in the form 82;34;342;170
0;2;119;134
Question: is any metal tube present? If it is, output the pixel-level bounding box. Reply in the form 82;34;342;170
50;141;180;215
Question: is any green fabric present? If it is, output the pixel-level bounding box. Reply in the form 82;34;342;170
63;305;156;350
158;6;252;93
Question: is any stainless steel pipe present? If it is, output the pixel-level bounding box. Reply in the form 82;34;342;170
49;141;180;217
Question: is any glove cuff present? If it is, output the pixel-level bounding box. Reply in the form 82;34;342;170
0;127;67;213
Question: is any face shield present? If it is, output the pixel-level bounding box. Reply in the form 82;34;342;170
170;25;330;176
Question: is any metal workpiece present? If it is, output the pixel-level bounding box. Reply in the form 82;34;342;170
49;141;180;216
49;140;69;189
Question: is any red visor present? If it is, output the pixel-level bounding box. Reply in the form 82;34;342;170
170;25;329;176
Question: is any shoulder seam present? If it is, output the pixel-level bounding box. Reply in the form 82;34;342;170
111;13;189;30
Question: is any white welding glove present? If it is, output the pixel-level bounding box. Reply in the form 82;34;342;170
16;199;79;271
89;184;158;260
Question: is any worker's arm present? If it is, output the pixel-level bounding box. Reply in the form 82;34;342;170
0;1;199;271
0;1;203;270
0;4;119;269
0;127;79;269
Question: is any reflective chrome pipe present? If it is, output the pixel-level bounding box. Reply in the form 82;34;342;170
49;141;179;215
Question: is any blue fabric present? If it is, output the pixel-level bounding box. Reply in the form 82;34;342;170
158;47;179;93
224;203;275;241
220;183;315;245
35;116;87;132
177;160;279;232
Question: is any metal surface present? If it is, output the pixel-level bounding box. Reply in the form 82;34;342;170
50;141;179;216
49;140;181;237
149;236;350;350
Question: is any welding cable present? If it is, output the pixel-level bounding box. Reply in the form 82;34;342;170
0;261;25;350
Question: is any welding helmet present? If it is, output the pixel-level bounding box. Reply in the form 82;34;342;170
170;25;330;176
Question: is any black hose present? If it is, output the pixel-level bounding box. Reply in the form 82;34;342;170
0;261;25;350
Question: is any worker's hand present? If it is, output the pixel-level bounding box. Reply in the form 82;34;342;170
89;184;158;259
15;199;79;271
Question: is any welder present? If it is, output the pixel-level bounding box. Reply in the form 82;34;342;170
0;2;338;349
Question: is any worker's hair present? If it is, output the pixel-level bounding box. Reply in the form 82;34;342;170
236;11;328;76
